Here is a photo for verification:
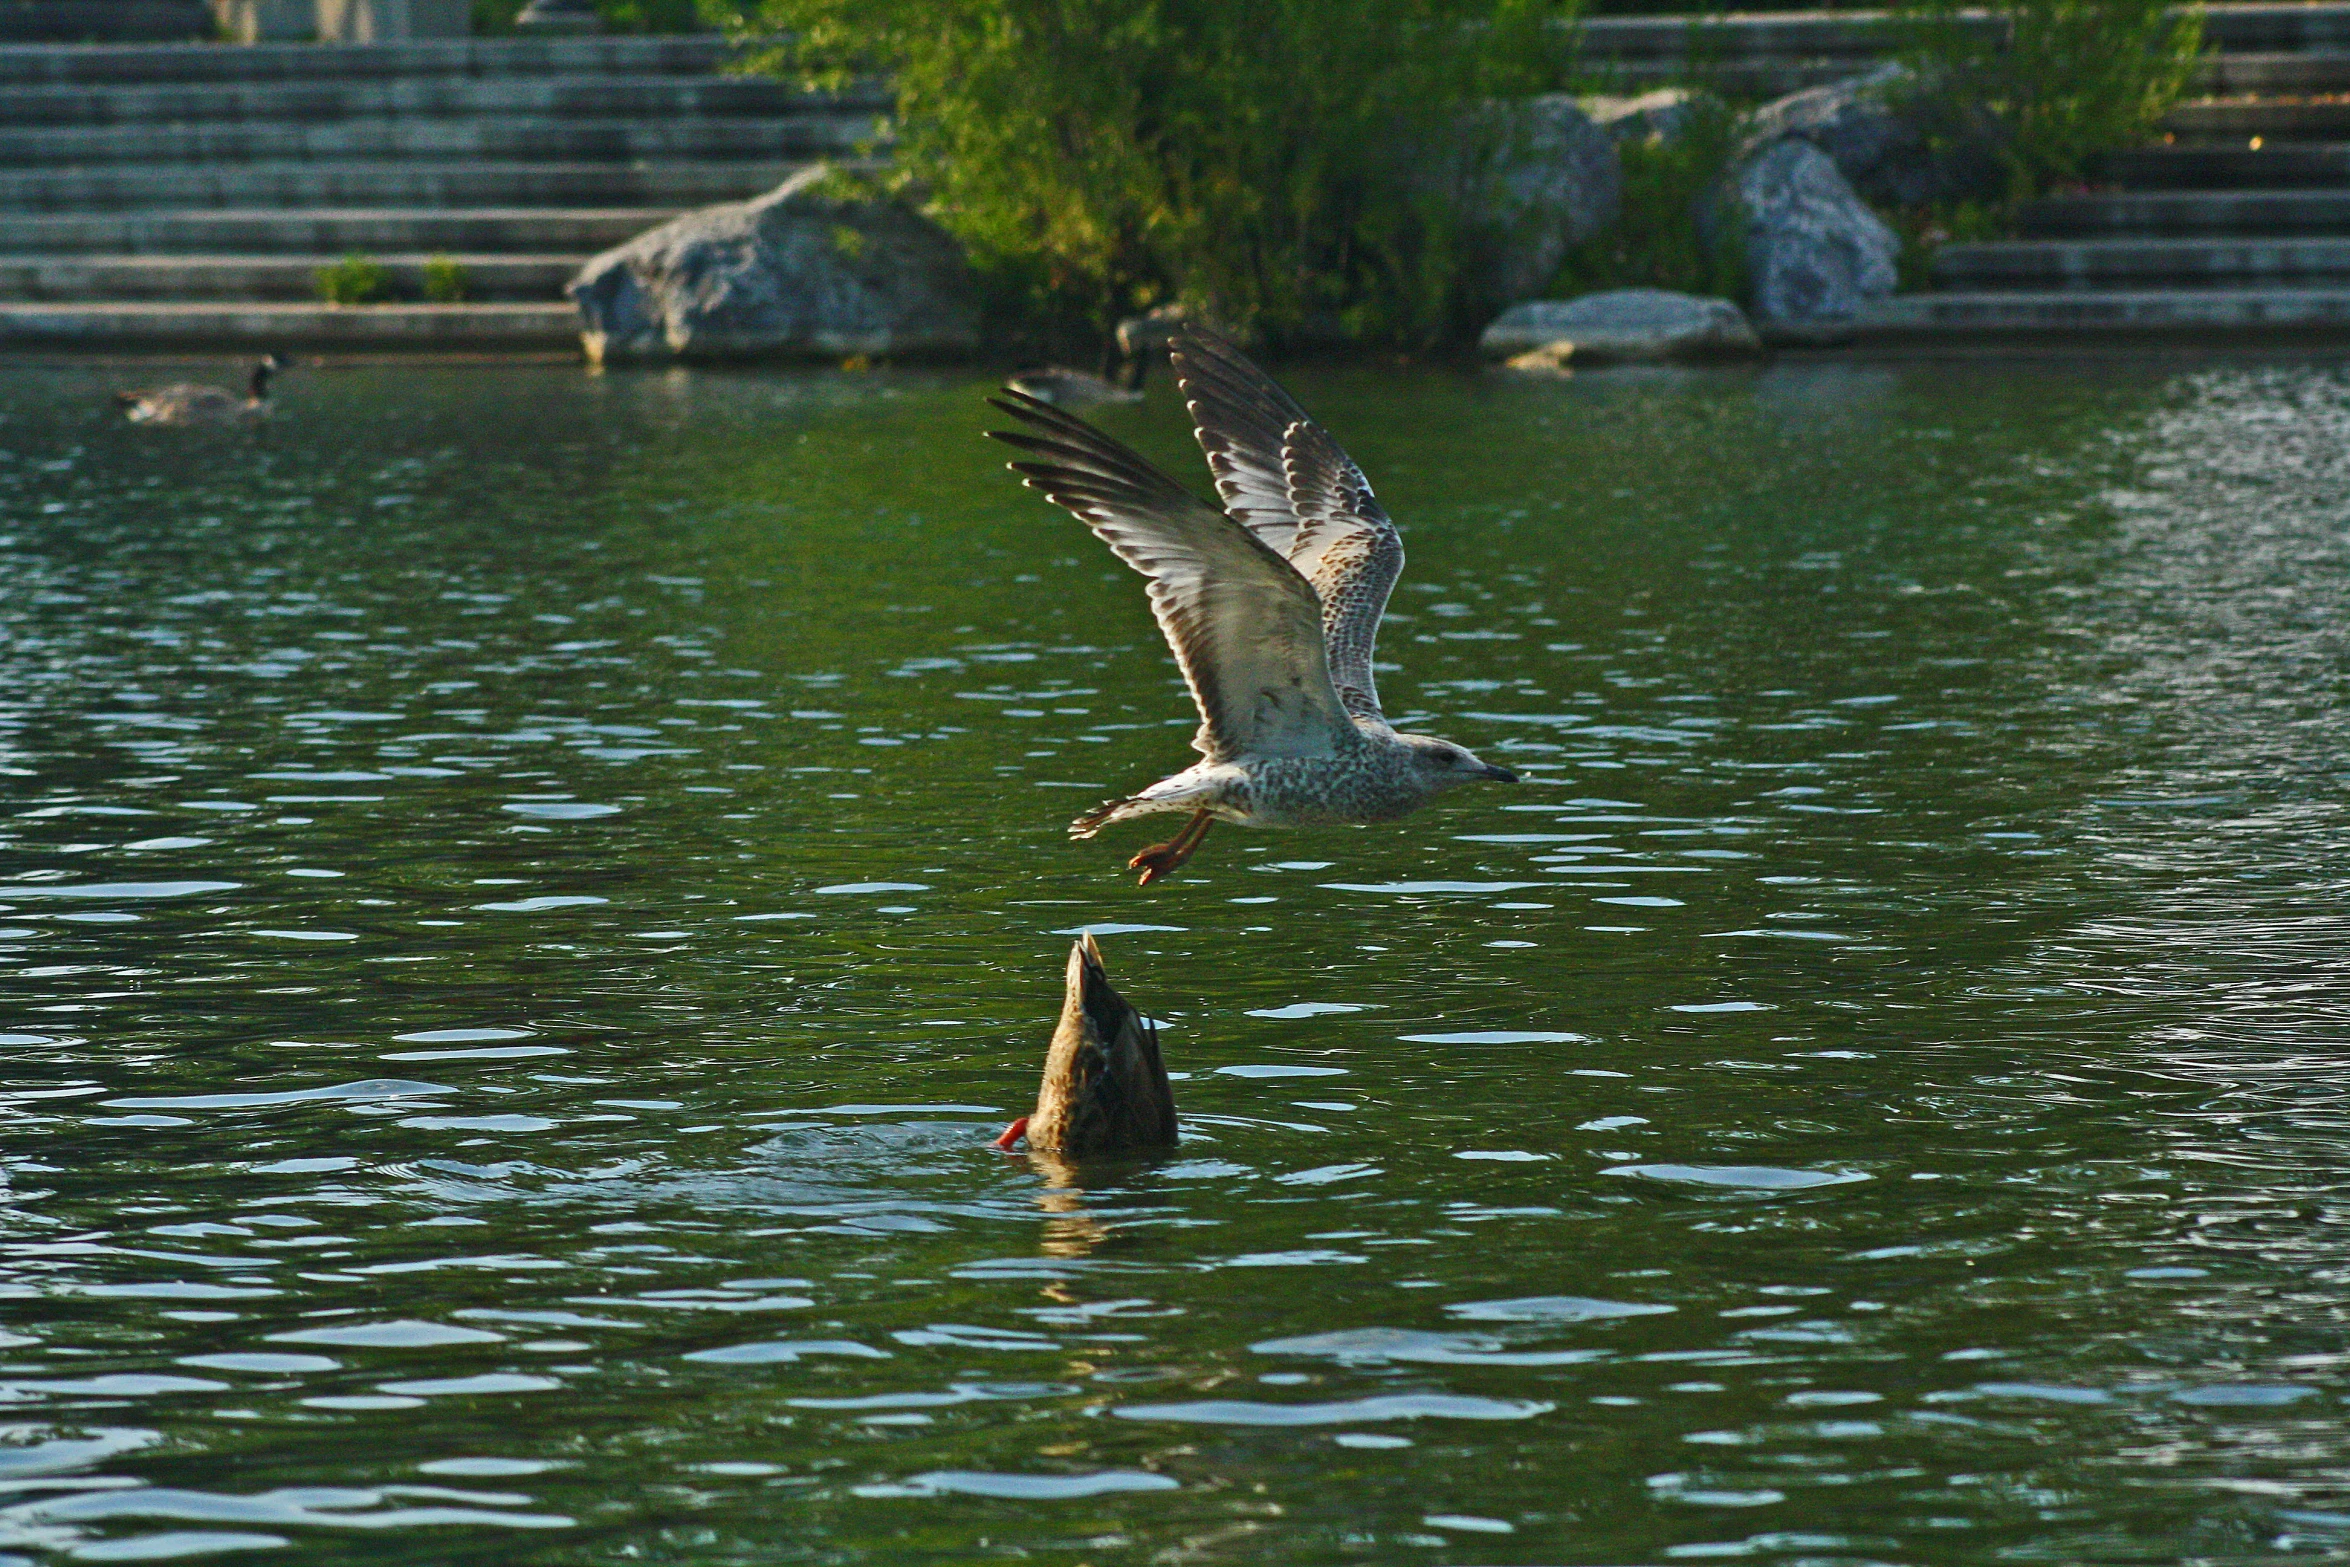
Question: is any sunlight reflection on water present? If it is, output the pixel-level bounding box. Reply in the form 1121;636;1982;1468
0;358;2346;1563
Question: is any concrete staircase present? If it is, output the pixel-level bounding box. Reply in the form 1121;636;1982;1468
1865;4;2350;341
0;36;885;353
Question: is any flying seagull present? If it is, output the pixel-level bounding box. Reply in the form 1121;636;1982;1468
986;326;1518;885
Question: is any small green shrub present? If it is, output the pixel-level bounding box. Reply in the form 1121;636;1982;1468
1895;0;2202;200
1549;99;1746;300
471;0;733;32
421;255;469;304
735;0;1581;349
314;253;389;306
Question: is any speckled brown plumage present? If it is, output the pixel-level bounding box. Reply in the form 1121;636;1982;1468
1175;327;1404;727
985;327;1519;883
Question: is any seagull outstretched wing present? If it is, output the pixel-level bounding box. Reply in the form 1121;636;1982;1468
1169;327;1405;729
987;390;1355;763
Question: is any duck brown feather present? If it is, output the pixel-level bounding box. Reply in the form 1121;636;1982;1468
1024;934;1176;1156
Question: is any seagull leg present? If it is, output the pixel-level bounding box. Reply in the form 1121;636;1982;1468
993;1116;1029;1151
1129;811;1214;885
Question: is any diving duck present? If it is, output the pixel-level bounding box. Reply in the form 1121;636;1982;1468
116;354;289;427
994;934;1176;1156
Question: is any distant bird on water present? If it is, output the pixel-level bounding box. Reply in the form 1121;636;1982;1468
1003;361;1146;408
987;326;1518;886
116;354;289;427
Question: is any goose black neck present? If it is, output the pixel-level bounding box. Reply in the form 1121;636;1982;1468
249;360;275;400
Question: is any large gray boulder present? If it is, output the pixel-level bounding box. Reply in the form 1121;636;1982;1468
1481;288;1760;363
1743;63;2001;210
1724;140;1900;329
1449;95;1624;308
568;166;980;364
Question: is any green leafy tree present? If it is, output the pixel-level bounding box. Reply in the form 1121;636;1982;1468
738;0;1580;347
1897;0;2203;199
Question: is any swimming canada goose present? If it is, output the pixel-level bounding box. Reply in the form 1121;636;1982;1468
994;934;1176;1156
116;354;290;427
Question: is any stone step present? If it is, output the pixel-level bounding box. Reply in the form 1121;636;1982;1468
1934;236;2350;287
2198;49;2350;95
1568;5;2350;70
2103;143;2350;189
0;207;673;256
2018;189;2350;238
0;35;744;87
0;252;584;301
2168;97;2350;139
2202;3;2350;52
1;5;2336;89
1572;10;1900;67
1577;56;1881;98
0;300;579;349
0;159;807;213
0;112;876;167
0;73;888;127
1859;286;2350;338
1582;43;2350;104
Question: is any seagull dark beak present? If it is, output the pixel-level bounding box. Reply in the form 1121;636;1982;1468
1482;763;1521;784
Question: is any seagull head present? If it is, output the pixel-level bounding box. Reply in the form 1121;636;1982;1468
1399;733;1520;790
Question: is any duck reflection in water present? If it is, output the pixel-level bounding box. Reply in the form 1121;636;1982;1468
1032;1190;1113;1259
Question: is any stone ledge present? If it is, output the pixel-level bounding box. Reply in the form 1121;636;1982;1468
0;300;580;349
1857;286;2350;340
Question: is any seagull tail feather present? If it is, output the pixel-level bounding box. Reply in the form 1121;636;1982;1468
1069;795;1147;838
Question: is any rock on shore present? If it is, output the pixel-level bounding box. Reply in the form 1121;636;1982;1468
1447;95;1624;310
1481;288;1760;363
1742;62;2001;210
1723;140;1900;330
568;166;980;365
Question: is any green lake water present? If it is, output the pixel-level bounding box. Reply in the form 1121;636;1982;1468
0;354;2345;1565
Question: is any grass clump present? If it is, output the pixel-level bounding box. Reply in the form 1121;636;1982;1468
734;0;1581;349
314;253;389;306
421;255;469;304
1895;0;2203;200
471;0;726;32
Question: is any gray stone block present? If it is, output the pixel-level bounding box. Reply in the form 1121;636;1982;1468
1481;287;1760;362
1726;140;1899;327
568;165;979;363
